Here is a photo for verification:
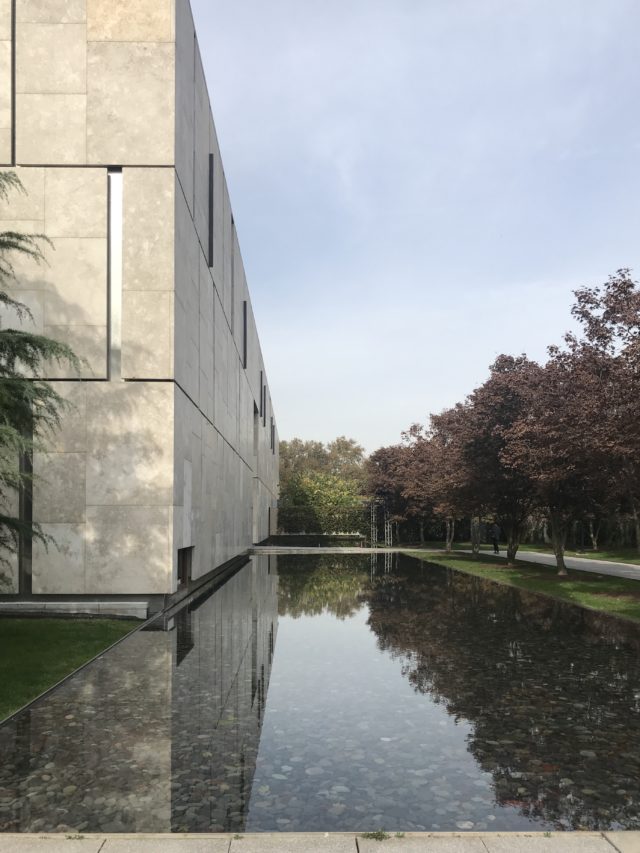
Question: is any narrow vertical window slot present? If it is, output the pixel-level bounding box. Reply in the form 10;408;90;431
230;217;235;333
259;370;264;417
107;168;123;381
242;300;248;368
263;386;267;427
18;444;32;595
10;0;16;165
207;153;214;267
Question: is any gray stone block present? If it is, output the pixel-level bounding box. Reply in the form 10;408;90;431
0;837;105;852
483;832;613;852
358;836;486;853
603;833;640;853
102;838;230;853
229;834;355;853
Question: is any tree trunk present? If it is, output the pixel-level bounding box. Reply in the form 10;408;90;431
550;511;568;577
588;520;600;551
470;516;480;557
503;517;521;566
630;497;640;556
506;532;520;566
418;520;425;545
445;519;455;553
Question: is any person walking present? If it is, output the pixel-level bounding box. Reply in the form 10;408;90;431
489;521;501;555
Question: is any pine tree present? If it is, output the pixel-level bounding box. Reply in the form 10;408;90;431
0;170;79;571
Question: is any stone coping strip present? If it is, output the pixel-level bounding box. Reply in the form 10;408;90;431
0;832;635;852
251;547;424;554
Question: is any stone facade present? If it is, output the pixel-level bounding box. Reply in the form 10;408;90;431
0;0;279;596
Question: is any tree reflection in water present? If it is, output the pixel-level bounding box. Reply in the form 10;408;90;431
363;557;640;830
277;554;370;620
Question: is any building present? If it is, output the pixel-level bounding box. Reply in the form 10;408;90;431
0;0;279;605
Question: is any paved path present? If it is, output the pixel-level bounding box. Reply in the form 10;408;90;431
0;833;638;853
457;549;640;581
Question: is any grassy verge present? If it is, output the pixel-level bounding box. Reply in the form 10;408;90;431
404;550;640;623
416;541;640;565
0;618;139;720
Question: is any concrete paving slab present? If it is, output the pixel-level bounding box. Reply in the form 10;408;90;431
229;833;355;853
103;840;230;852
358;837;486;853
604;832;640;852
483;833;614;852
0;838;105;852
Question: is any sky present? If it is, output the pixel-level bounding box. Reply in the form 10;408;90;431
190;0;640;453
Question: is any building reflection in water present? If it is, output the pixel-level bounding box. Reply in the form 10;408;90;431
0;555;278;834
169;555;277;831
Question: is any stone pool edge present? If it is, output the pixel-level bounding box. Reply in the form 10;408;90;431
0;831;637;851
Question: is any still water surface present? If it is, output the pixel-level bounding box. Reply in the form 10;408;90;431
1;553;640;833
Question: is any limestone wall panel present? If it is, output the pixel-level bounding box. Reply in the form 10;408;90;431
41;381;87;453
85;505;172;594
17;0;86;24
33;451;86;523
42;238;106;323
85;382;174;507
122;291;174;379
221;183;233;325
17;23;86;94
16;93;86;164
44;167;106;238
0;39;11;163
123;168;174;292
209;118;224;295
32;523;85;593
43;325;107;379
175;0;194;213
87;0;173;42
193;45;210;256
198;255;214;423
174;183;200;402
0;0;11;36
87;42;174;165
0;166;44;220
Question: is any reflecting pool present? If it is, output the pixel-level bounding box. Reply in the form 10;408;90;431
1;553;640;833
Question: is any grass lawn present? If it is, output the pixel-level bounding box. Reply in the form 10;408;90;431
404;550;640;623
0;618;139;721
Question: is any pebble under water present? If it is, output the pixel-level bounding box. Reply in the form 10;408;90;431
1;552;640;834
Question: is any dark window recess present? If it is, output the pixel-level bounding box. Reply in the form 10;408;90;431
253;402;259;457
259;371;264;417
263;386;267;426
18;446;33;596
207;153;214;267
242;300;248;368
270;416;275;452
176;607;194;666
177;546;194;589
230;217;235;333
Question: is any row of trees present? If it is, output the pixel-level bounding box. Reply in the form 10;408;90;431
278;437;366;533
367;270;640;574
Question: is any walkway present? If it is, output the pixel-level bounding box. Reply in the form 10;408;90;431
0;832;638;853
469;549;640;581
513;550;640;580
